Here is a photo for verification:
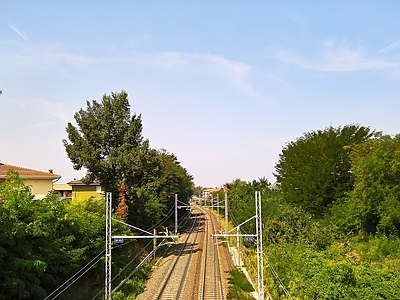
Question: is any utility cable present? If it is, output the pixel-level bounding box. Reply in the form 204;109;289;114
46;239;140;300
228;210;240;227
44;249;105;300
264;254;292;299
112;240;152;282
90;240;154;300
146;205;175;231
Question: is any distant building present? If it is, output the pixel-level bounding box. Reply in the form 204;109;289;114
53;183;72;199
0;163;61;199
67;179;104;200
202;187;221;199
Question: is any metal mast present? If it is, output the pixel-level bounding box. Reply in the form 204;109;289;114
175;194;178;234
224;192;228;234
175;194;191;234
104;192;179;299
255;191;264;300
105;192;112;300
212;191;265;299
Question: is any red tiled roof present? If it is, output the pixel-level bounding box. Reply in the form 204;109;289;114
0;163;61;180
67;179;101;186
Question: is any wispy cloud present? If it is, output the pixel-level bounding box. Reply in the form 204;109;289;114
203;54;260;98
3;41;93;71
34;99;72;123
98;51;260;97
11;97;72;124
379;40;400;54
3;37;260;98
9;24;28;41
17;121;58;131
274;39;398;73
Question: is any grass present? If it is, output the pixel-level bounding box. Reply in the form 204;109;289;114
227;267;255;300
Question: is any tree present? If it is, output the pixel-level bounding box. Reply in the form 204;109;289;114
274;124;372;216
124;149;194;228
0;171;131;299
63;90;145;194
63;91;194;227
0;171;79;299
224;178;272;234
348;133;400;235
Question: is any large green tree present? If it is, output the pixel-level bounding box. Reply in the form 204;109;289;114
274;124;372;216
63;90;146;194
63;91;194;227
348;133;400;235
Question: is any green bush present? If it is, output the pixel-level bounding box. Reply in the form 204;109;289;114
266;241;400;300
227;268;254;300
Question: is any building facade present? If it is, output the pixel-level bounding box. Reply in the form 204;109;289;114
0;163;61;199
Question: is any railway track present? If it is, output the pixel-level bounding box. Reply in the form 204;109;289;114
150;210;201;300
198;206;224;300
136;204;228;300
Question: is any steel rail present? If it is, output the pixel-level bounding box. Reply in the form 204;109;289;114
175;217;200;299
209;209;224;300
199;207;209;299
152;211;200;299
198;206;224;300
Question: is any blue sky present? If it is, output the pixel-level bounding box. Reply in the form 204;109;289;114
1;1;400;187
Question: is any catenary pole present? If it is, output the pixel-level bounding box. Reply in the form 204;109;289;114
105;192;112;300
175;194;178;234
225;192;228;234
255;191;264;300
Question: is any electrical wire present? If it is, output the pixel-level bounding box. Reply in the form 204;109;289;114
45;239;141;300
44;249;105;300
52;201;188;299
89;240;154;300
146;205;175;231
112;240;152;281
264;254;292;299
229;210;240;228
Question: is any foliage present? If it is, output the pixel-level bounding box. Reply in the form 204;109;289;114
274;124;372;217
63;91;194;228
224;178;272;233
63;90;145;193
224;126;400;300
124;149;193;228
264;200;333;250
266;238;400;300
111;264;151;300
324;196;363;238
0;171;69;299
227;268;255;300
348;133;400;235
0;171;135;299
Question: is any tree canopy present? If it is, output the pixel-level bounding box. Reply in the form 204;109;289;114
348;133;400;235
274;124;372;216
63;90;146;193
63;90;194;227
0;172;110;299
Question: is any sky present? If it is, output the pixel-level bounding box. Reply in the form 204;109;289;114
1;1;400;187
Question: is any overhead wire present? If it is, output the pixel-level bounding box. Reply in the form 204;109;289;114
51;199;189;299
264;254;292;299
89;240;154;300
146;205;175;231
44;249;105;300
45;235;146;299
228;210;240;227
112;240;152;281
